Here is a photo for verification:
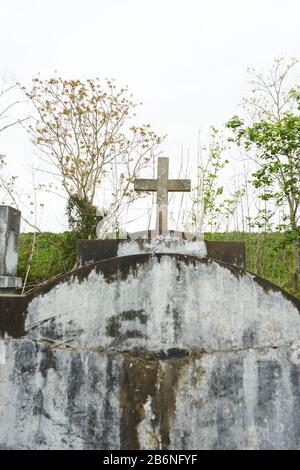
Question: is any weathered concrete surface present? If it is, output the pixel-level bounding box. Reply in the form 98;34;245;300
0;254;300;449
1;340;300;450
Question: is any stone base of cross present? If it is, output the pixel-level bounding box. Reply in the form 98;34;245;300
134;157;191;236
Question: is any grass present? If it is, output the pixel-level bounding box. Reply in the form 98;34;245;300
205;232;299;297
18;232;78;291
17;231;300;298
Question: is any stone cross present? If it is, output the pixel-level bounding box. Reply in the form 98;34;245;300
134;157;191;235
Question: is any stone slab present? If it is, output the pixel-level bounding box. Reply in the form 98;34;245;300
0;206;21;277
0;206;21;233
0;276;22;289
77;238;246;268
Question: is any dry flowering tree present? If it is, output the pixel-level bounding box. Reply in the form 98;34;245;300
22;76;163;237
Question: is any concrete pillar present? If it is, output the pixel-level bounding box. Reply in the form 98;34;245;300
0;206;22;294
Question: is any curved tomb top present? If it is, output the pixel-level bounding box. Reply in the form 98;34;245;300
23;253;300;353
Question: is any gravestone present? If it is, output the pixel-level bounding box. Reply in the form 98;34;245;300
0;206;22;294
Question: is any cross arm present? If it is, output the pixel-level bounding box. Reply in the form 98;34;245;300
167;179;191;192
134;179;158;192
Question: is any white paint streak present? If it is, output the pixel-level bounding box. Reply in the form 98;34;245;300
137;396;161;450
5;233;18;275
0;343;5;365
117;239;207;257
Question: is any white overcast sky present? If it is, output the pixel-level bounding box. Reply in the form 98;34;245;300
0;0;300;231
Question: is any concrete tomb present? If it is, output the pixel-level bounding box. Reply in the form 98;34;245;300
0;169;300;449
